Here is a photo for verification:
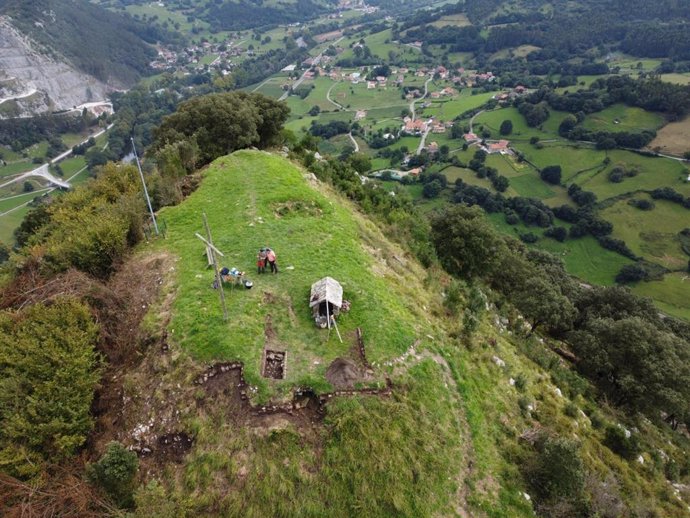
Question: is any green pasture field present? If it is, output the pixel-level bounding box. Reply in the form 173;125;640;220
155;150;433;398
601;196;690;270
302;77;341;112
420;91;496;120
328;81;407;111
580;103;666;134
284;110;353;134
254;78;286;99
576;150;690;200
473;107;572;141
0;204;30;244
0;160;35;178
632;273;690;321
513;142;607;182
487;213;633;285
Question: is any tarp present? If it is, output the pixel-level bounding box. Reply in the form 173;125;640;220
309;277;343;308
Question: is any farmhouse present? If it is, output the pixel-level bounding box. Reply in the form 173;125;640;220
463;132;480;142
485;140;511;154
367;81;377;89
402;118;428;135
355;110;367;121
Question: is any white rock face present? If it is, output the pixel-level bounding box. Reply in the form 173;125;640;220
0;17;111;118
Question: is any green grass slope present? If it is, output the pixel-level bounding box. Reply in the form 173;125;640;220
158;150;432;398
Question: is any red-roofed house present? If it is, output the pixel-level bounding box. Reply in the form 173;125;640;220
486;140;511;154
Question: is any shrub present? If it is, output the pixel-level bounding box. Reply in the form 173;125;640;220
564;401;579;418
603;426;640;460
631;199;655;210
530;437;585;501
519;232;539;243
499;119;513;135
0;299;100;478
87;442;139;508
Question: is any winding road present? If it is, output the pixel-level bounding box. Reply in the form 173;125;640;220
410;77;432;121
0;124;112;191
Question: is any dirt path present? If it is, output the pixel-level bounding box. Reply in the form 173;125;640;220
391;343;475;517
348;132;359;152
469;109;485;134
326;83;345;110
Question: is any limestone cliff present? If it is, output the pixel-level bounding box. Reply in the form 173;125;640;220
0;17;111;118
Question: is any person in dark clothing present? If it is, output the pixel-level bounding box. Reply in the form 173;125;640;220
257;248;267;274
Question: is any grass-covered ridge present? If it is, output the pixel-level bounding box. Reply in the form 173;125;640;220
158;150;430;397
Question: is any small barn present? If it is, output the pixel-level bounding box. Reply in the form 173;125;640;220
309;277;343;328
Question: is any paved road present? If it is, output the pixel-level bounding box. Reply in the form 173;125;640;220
416;125;432;155
0;124;112;191
279;37;344;101
410;77;432;120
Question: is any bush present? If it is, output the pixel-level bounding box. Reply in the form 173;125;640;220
615;263;648;283
422;179;443;198
529;437;585;501
519;232;539;243
87;442;139;508
603;426;640;460
564;401;579;418
0;299;100;478
544;226;567;242
631;199;654;210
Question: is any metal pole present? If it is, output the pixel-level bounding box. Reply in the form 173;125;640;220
131;137;159;236
203;212;228;322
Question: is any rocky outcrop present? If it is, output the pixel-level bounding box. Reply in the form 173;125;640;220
0;16;111;118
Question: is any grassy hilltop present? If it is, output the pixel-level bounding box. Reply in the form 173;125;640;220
156;149;435;397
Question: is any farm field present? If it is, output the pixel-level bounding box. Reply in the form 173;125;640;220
514;142;606;182
649;114;690;156
328;81;407;111
580;103;666;134
473;107;572;141
420;90;496;120
429;13;472;27
486;213;633;286
601;196;690;270
576;150;690;200
660;73;690;86
632;273;690;322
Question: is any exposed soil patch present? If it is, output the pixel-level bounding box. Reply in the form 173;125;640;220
272;199;323;218
263;349;286;379
156;432;194;463
326;358;367;389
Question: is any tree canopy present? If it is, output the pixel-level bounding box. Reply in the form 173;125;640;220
152;92;289;166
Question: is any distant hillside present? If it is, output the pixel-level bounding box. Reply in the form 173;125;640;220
0;0;161;86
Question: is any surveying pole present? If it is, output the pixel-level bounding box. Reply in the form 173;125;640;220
131;137;159;236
